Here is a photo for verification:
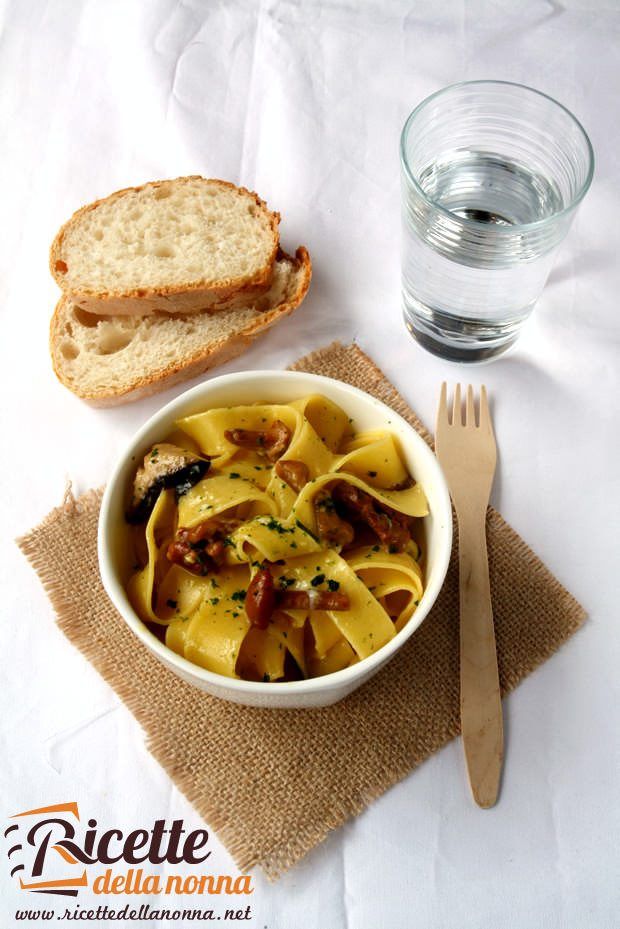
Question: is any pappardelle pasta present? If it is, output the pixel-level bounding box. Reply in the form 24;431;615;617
124;395;428;682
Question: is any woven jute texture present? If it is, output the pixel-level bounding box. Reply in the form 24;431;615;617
18;342;586;879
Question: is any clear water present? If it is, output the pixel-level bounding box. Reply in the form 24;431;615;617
420;150;564;226
402;151;566;361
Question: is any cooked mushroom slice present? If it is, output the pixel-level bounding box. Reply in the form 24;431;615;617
314;489;355;548
332;482;412;552
245;568;351;628
245;567;276;628
166;516;240;575
167;525;226;576
224;419;292;462
126;443;210;524
274;459;309;493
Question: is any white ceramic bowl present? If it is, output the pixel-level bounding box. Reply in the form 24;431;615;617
99;370;453;708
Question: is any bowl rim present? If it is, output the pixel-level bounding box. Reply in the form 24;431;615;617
98;369;453;696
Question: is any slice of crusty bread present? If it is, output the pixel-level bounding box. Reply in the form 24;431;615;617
50;177;281;315
50;248;311;407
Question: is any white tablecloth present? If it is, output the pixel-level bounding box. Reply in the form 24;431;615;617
1;2;618;927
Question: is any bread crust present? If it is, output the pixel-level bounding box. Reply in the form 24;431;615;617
68;275;274;316
50;177;281;314
50;247;311;407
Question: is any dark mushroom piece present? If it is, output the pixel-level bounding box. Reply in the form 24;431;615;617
126;443;210;524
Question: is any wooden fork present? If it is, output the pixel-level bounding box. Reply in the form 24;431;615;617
435;384;503;808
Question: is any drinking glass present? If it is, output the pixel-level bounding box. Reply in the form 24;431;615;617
400;81;594;362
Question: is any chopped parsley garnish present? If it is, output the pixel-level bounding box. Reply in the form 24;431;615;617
209;597;220;606
372;545;380;552
327;579;340;592
231;589;247;602
279;577;295;589
265;517;289;534
228;472;241;479
262;673;271;682
367;470;377;477
295;519;319;541
311;574;325;587
166;599;178;609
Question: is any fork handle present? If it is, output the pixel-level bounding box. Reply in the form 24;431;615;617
457;510;504;808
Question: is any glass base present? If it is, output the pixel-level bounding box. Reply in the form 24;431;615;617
403;298;526;363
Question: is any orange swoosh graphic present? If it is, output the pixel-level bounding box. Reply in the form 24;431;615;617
52;845;78;865
11;803;80;821
20;871;88;891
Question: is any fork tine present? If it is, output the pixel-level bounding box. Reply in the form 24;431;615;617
479;385;491;429
466;385;475;427
437;381;449;424
452;383;462;426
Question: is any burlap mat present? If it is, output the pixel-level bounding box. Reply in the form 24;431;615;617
17;342;586;879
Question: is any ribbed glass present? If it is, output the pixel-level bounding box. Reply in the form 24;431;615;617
400;81;594;362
